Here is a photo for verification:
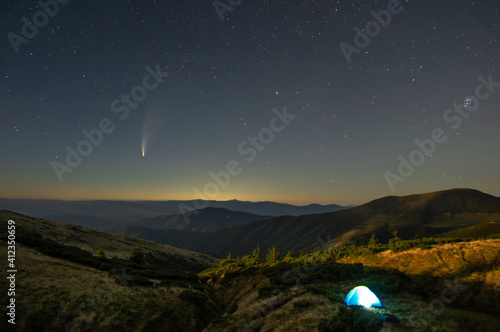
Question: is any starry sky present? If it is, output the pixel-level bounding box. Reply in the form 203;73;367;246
1;0;499;205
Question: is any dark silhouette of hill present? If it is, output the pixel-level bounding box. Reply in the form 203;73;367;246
117;207;271;232
114;189;500;257
0;199;347;230
436;221;500;238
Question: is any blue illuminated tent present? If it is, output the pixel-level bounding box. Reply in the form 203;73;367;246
343;286;383;308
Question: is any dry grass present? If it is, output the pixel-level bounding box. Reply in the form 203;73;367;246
339;239;500;278
1;210;218;271
203;240;500;332
0;242;219;331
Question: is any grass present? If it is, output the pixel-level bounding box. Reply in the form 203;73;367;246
0;242;219;332
2;209;499;331
436;221;500;239
1;210;218;272
200;239;500;332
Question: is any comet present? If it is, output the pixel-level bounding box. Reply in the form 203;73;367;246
141;133;147;157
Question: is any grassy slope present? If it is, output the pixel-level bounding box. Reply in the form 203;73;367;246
436;221;500;238
0;243;220;332
2;207;500;331
202;240;500;332
0;210;222;331
339;239;500;312
1;210;218;271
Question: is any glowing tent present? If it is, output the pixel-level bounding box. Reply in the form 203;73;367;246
343;286;383;308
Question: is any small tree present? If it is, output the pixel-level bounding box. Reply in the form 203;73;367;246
266;247;281;264
388;231;401;252
283;251;295;263
252;246;260;259
96;248;106;258
368;234;381;252
219;252;235;267
130;245;144;263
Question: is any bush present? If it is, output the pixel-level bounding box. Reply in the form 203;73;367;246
258;285;285;298
319;306;383;332
178;290;207;304
126;276;153;287
130;246;144;263
293;300;312;309
96;248;106;258
266;247;282;264
307;285;343;302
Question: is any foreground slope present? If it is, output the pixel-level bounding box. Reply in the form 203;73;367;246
201;239;500;332
1;210;218;271
1;209;499;331
0;242;220;331
0;210;220;331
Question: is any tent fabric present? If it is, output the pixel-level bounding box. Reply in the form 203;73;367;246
343;286;383;308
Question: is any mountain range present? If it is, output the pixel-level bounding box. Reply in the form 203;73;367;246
1;188;500;331
114;188;500;257
0;198;347;231
1;199;499;331
116;207;272;232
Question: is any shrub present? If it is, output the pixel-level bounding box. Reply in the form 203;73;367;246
307;285;343;302
293;300;312;309
96;248;106;258
130;246;144;263
178;290;207;304
266;247;282;265
367;234;382;253
282;251;295;263
258;285;285;298
319;306;383;332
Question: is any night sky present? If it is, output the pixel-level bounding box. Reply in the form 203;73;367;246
1;0;499;205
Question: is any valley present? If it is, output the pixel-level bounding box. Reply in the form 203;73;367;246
1;188;500;331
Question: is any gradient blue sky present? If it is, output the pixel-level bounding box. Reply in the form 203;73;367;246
1;0;499;205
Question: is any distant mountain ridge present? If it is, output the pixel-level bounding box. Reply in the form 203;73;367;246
118;207;272;232
0;198;347;230
114;188;500;257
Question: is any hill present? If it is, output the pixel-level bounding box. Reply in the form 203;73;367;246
330;188;500;246
115;189;500;257
0;210;217;272
0;199;347;230
200;239;500;331
1;209;499;331
435;221;500;239
0;210;224;331
117;207;271;232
